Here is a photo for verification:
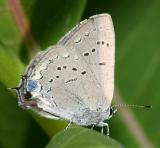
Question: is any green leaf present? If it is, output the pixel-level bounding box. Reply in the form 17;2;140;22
0;46;24;87
30;111;68;138
0;0;22;55
21;0;86;48
0;82;49;148
0;83;29;148
83;0;160;147
46;127;123;148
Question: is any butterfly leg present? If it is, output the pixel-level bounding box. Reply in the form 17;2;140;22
91;124;95;130
64;121;72;131
99;122;109;136
105;123;109;136
101;126;104;134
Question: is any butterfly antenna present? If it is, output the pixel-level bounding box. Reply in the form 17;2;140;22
8;74;26;91
8;87;20;91
112;104;152;109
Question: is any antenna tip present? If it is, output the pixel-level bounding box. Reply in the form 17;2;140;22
145;105;152;108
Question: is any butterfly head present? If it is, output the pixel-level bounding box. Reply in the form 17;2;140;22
10;75;38;109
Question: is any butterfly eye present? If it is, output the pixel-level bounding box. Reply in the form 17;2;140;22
24;91;32;99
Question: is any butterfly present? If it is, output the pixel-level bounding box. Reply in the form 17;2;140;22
13;14;116;135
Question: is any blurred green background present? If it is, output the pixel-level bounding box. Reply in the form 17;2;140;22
0;0;159;147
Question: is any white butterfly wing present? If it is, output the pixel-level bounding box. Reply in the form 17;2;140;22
18;14;115;122
58;14;115;109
